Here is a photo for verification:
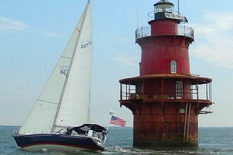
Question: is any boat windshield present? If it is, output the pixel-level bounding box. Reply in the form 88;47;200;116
64;124;107;141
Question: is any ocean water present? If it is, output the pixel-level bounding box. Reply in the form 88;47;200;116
1;126;233;155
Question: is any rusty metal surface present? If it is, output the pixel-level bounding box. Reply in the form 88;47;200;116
132;102;199;147
118;0;212;148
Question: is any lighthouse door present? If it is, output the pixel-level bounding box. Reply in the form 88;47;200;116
176;81;183;99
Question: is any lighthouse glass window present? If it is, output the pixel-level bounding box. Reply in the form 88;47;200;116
176;81;183;99
155;4;173;13
170;60;177;73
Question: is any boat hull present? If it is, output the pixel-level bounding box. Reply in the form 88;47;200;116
13;134;104;152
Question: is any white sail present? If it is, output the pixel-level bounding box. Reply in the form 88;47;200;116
19;2;92;134
53;2;92;131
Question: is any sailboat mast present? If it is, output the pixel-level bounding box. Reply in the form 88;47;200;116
51;2;91;133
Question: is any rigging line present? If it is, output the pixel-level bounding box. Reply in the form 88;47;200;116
38;99;58;105
61;56;72;59
61;56;71;59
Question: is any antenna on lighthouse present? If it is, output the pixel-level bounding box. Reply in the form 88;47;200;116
178;0;180;14
136;0;140;28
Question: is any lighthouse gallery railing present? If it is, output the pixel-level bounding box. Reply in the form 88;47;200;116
120;82;212;102
135;25;194;40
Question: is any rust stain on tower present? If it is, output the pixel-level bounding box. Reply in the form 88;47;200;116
119;0;213;147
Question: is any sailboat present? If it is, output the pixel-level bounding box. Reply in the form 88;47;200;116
13;1;107;152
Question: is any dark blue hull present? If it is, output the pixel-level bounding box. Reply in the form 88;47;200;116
13;134;105;152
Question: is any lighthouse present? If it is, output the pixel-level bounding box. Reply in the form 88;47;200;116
119;0;213;147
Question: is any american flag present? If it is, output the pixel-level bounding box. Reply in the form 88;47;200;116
110;116;126;127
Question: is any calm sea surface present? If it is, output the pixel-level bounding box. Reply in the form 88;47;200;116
1;126;233;155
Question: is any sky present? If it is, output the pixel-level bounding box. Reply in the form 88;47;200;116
0;0;233;127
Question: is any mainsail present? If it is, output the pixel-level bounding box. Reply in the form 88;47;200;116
19;2;92;134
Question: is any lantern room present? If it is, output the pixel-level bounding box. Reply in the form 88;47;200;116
154;0;174;13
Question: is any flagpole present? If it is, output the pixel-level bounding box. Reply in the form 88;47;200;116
107;110;114;131
103;110;114;144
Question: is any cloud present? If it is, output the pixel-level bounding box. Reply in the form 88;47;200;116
191;11;233;69
110;55;140;67
0;17;29;32
0;17;60;38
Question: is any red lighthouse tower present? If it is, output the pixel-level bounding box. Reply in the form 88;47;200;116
119;0;213;147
